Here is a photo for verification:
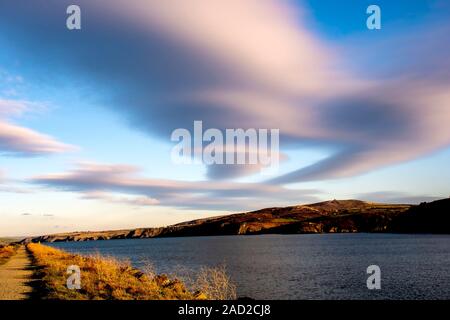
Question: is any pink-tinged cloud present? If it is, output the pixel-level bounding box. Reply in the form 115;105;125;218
0;121;75;155
0;99;76;156
104;0;353;95
31;162;320;210
2;1;450;183
82;191;160;207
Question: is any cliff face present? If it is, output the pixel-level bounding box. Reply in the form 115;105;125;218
21;198;450;243
389;198;450;234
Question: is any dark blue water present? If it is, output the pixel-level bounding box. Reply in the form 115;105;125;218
49;233;450;299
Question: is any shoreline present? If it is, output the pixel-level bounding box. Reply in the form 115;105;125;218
24;230;450;245
45;233;450;300
20;198;450;244
23;244;235;300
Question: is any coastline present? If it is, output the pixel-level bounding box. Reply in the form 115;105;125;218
20;198;450;244
24;244;235;300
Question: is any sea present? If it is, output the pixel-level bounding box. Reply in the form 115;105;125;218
48;233;450;299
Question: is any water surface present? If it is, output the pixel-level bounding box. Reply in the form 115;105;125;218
49;233;450;299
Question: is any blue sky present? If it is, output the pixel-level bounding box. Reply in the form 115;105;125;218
0;0;449;236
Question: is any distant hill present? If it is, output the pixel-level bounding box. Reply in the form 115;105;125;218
21;198;450;243
0;237;22;246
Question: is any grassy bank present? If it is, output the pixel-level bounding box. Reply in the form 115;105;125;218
27;243;236;300
0;245;16;265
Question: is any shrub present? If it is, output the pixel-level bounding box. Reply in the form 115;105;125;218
194;265;237;300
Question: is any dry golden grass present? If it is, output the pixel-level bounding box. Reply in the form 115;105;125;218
0;245;16;265
27;243;236;300
194;266;237;300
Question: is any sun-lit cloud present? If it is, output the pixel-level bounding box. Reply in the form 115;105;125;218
0;99;76;156
31;161;321;210
2;0;449;185
82;191;160;207
0;121;76;156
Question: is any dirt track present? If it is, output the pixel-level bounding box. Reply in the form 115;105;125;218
0;246;33;300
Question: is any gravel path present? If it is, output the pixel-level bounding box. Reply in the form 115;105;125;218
0;246;33;300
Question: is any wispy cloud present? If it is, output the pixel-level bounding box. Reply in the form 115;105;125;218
0;169;33;193
0;99;29;117
82;191;160;207
0;99;76;156
356;191;443;205
2;0;449;189
31;161;320;210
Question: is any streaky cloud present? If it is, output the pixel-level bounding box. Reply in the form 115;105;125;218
0;99;76;156
1;0;449;184
31;161;321;211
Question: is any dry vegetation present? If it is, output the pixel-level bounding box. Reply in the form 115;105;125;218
27;243;236;300
194;266;237;300
165;264;237;300
0;245;16;265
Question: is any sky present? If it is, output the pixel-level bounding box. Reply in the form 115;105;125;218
0;0;449;236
